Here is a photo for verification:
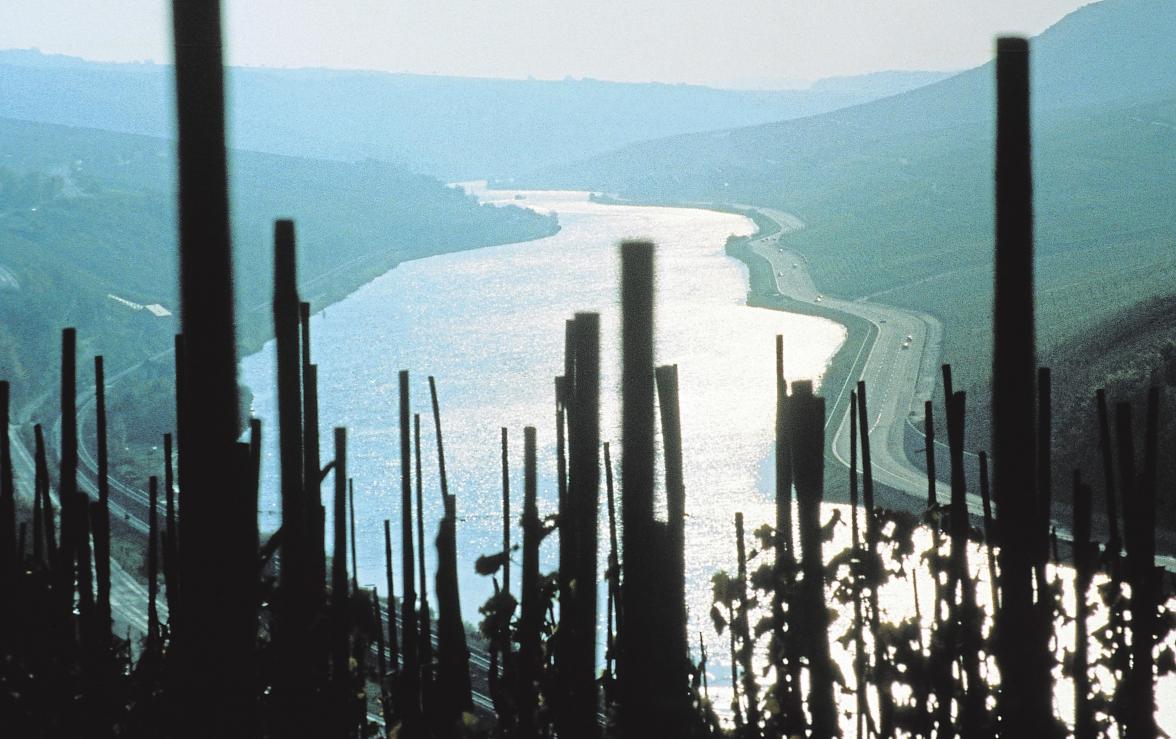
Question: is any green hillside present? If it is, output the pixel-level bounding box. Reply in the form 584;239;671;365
0;116;558;405
526;0;1176;408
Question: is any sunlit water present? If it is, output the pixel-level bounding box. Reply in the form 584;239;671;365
240;187;1171;732
241;185;843;650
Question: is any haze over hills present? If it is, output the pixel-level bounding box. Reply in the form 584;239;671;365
0;115;556;402
0;50;950;181
526;0;1176;425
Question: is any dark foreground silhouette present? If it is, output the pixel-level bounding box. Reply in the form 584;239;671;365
0;5;1173;739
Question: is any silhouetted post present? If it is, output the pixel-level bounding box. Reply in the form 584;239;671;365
384;519;400;668
304;361;326;607
992;35;1050;734
1035;368;1053;627
32;421;44;567
348;480;358;590
946;391;986;733
35;425;56;564
59;328;79;610
567;313;601;738
372;586;391;730
330;428;352;736
300;302;326;613
604;440;622;637
733;512;761;734
147;476;161;647
92;357;112;646
923;400;937;508
1072;471;1095;739
517;426;542;738
430;378;472;731
76;495;95;655
163;433;179;619
772;337;804;732
618;240;664;736
428;377;449;506
1095;390;1122;557
415;414;433;692
1119;397;1157;739
435;491;473;732
272;219;316;737
0;382;13;588
857;381;893;737
398;370;422;728
978;452;1000;611
170;0;256;732
849;390;870;739
499;426;515;687
791;383;838;737
655;362;688;701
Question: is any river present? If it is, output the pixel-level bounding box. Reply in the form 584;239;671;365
240;185;846;657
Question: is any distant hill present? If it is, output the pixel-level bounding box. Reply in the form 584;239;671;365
525;0;1176;405
0;50;949;181
0;116;557;402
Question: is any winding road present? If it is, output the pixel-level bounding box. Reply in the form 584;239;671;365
740;205;1176;571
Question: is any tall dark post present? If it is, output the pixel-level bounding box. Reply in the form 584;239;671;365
92;357;112;645
992;36;1048;734
857;381;893;737
565;313;601;738
428;377;449;505
384;519;400;669
733;512;761;734
618;241;662;736
0;382;13;586
430;377;471;728
169;2;257;733
373;587;392;730
1119;398;1157;739
772;337;803;732
923;400;937;508
398;370;422;727
163;433;179;618
517;426;542;738
348;480;358;590
300;301;326;607
35;425;56;564
1035;368;1053;629
415;414;433;691
1072;472;1094;739
946;391;986;733
330;428;351;732
655;362;687;682
435;491;473;730
790;384;838;737
60;328;78;595
94;358;109;508
304;362;325;600
849;390;869;739
273;219;314;737
978;452;1000;611
1095;390;1121;554
147;476;161;646
501;427;511;598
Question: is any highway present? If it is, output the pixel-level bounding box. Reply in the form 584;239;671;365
740;206;1176;572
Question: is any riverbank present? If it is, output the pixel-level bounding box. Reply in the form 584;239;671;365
651;197;1176;565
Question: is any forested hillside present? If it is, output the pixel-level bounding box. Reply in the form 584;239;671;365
0;116;557;404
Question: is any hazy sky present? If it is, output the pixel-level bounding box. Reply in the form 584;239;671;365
1;0;1096;87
